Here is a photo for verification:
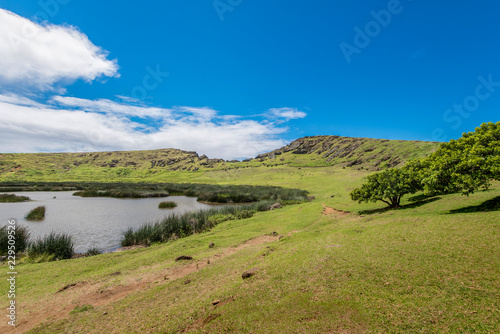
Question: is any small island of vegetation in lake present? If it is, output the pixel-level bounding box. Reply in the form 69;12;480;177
159;201;177;209
25;205;46;221
0;193;30;202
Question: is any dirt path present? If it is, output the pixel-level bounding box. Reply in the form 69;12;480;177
3;234;280;334
322;203;350;216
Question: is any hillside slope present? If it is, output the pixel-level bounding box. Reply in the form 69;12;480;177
251;136;437;169
0;136;438;182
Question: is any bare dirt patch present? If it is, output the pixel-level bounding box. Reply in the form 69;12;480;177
181;297;236;332
57;282;82;293
322;204;350;216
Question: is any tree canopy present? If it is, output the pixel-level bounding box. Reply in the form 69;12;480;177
350;166;422;208
422;122;500;195
350;122;500;208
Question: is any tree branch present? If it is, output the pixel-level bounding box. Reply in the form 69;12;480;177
380;199;391;206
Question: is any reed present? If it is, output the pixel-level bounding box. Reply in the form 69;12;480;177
0;181;309;204
159;201;177;209
73;190;169;198
25;206;46;221
121;200;277;247
27;232;74;260
0;225;30;255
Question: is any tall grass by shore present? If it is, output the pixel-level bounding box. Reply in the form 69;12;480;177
0;194;30;202
122;201;274;247
25;206;46;221
27;232;74;260
73;190;169;198
74;184;308;203
0;225;30;256
0;227;74;261
0;181;309;204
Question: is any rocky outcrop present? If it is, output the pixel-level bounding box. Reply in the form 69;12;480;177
252;136;437;169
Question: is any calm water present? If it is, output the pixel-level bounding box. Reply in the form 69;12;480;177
0;192;220;253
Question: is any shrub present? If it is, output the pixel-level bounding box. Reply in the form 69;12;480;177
28;232;74;260
159;201;177;209
25;206;46;221
0;225;30;255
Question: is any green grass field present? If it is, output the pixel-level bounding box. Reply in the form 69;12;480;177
0;162;498;333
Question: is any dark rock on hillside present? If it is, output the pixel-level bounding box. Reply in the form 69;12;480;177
242;267;259;279
270;203;281;210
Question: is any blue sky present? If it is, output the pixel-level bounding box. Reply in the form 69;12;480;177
0;0;499;159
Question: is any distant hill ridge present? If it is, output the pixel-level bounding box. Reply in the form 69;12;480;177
253;136;437;169
0;136;438;180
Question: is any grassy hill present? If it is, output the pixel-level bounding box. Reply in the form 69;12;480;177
1;136;499;333
0;136;437;182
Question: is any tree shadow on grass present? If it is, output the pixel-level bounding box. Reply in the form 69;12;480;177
448;196;500;214
407;193;439;203
359;197;441;215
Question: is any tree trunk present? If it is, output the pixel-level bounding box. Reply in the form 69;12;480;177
390;196;400;208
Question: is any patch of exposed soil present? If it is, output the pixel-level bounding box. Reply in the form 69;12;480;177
182;297;236;332
322;204;350;216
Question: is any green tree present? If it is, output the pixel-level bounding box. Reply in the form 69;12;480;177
423;122;500;195
350;166;422;208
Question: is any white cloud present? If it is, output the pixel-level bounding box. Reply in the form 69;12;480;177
51;96;170;118
0;9;119;91
0;93;291;160
0;92;43;107
0;10;306;160
175;107;218;122
268;107;307;121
